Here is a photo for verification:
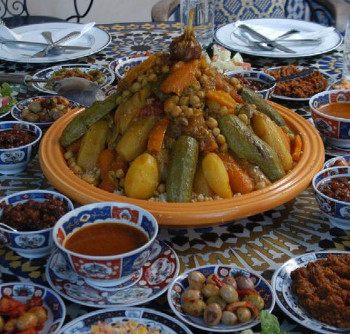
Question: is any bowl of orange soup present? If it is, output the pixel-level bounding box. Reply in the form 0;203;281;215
52;202;158;287
309;89;350;149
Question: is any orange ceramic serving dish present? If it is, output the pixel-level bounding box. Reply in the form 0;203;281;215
39;102;324;227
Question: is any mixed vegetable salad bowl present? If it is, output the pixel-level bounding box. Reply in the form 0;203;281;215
38;20;325;227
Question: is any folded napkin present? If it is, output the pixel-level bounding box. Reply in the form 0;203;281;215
234;20;335;41
0;22;95;43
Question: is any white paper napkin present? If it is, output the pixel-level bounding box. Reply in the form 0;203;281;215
0;22;95;43
234;20;335;41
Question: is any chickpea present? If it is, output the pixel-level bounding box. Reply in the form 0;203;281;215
130;81;142;93
189;95;201;107
206;117;218;129
182;298;206;317
220;284;239;303
201;283;220;298
212;127;220;137
203;303;222;326
236;307;252;323
221;310;238;325
216;134;226;145
16;312;38;331
183;107;194;118
179;96;190;106
4;318;17;332
188;271;206;290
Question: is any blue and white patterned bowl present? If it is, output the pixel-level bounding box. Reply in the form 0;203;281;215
53;202;158;287
309;89;350;149
167;264;275;333
0;121;42;175
0;282;66;334
0;190;74;258
111;56;149;79
312;166;350;230
324;155;350;169
225;70;276;99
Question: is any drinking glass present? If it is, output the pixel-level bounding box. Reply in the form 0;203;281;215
180;0;215;48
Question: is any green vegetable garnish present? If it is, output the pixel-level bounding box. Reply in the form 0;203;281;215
0;82;17;114
260;310;288;334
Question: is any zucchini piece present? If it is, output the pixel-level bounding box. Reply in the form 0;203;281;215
218;115;285;182
240;87;286;127
60;93;118;147
167;136;199;203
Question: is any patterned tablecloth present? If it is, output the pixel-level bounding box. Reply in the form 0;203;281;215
0;22;349;334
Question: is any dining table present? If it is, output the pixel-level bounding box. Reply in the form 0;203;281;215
0;21;348;334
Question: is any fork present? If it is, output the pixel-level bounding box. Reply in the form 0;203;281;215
31;31;81;58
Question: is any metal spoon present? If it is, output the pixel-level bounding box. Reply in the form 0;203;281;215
0;222;18;232
53;77;105;107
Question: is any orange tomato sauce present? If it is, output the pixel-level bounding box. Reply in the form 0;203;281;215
63;222;148;256
318;102;350;119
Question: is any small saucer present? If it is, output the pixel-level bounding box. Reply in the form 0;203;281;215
45;240;179;308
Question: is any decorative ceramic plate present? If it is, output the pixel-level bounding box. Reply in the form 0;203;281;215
11;95;80;127
272;251;350;334
46;240;179;308
39;101;324;227
0;22;111;63
266;66;337;102
0;282;66;334
31;64;115;95
324;155;350;169
109;55;149;79
215;18;342;58
58;307;192;334
167;265;275;333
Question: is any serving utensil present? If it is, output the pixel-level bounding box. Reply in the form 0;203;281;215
270;67;315;84
238;24;296;54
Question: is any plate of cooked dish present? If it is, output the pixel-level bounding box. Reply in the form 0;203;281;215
264;65;336;102
272;251;350;334
31;64;115;95
58;307;192;333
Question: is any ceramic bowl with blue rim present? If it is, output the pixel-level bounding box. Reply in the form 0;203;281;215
225;70;276;99
11;95;81;128
0;121;42;175
31;63;115;95
309;89;350;149
0;189;74;258
312;166;350;230
323;155;350;169
58;307;192;333
272;251;350;334
0;282;66;334
167;264;275;333
52;202;158;287
111;56;149;80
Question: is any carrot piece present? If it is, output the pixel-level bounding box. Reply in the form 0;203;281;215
98;172;116;193
110;154;129;174
65;138;82;154
291;134;302;161
98;149;116;178
160;59;199;95
147;117;170;154
206;90;238;111
117;54;157;91
218;153;255;194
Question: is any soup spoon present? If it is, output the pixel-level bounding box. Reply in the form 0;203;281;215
0;222;18;232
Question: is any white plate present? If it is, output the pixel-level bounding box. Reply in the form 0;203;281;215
0;22;111;63
266;66;337;101
58;307;193;334
31;64;115;94
214;18;342;58
46;240;179;308
272;251;350;334
167;265;275;333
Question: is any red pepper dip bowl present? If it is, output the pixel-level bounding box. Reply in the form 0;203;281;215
312;166;350;230
0;121;42;175
0;189;74;258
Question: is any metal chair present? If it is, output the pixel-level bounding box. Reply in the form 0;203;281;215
1;0;94;28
